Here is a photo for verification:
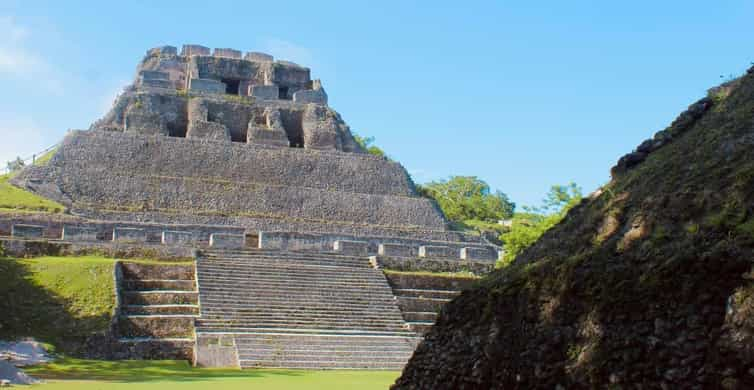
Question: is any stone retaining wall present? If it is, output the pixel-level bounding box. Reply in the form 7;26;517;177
372;256;494;275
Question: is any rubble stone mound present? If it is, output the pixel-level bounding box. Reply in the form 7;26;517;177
393;66;754;389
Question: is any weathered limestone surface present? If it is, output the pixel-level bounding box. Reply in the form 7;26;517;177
11;224;44;239
28;130;420;196
378;243;416;258
161;231;194;246
372;256;494;275
250;85;279;100
244;52;273;62
195;335;239;368
189;78;225;94
419;245;457;259
213;48;242;59
333;240;369;256
293;89;327;105
209;233;245;249
113;227;147;243
62;225;98;241
181;44;210;57
460;246;499;261
247;108;290;147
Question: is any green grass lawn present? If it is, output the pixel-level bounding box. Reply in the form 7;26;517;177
24;359;400;389
0;173;65;213
0;256;116;353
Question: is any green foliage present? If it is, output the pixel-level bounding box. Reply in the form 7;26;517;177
26;358;400;389
0;174;65;213
352;132;388;158
419;176;515;227
499;183;582;266
0;256;116;353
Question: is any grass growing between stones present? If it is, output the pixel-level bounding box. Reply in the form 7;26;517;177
25;358;400;389
0;173;65;213
0;256;116;353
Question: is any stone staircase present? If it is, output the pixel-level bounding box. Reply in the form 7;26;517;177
115;262;198;360
385;272;478;335
195;249;421;369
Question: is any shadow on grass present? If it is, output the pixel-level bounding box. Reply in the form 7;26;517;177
26;358;311;383
0;258;112;355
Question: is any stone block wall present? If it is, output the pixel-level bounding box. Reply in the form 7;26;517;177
372;256;494;275
189;78;226;94
333;240;369;256
44;131;420;197
419;245;458;259
250;85;279;100
209;233;245;249
11;224;44;238
181;44;210;57
113;227;147;243
244;52;273;62
293;89;328;105
213;48;242;59
62;225;98;241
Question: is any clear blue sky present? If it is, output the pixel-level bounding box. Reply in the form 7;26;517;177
0;1;752;206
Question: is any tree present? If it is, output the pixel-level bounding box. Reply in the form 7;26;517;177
419;176;515;225
5;157;25;173
352;133;387;158
499;182;582;266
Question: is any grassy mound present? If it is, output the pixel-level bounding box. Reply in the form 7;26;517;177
394;68;754;389
26;359;399;389
0;173;65;213
0;256;116;354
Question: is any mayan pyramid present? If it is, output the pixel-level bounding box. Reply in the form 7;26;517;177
6;44;499;369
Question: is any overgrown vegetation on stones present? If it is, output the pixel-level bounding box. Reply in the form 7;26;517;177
393;65;754;389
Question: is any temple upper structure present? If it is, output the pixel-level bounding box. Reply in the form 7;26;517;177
93;44;359;151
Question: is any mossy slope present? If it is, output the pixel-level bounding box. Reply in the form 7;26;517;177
394;67;754;389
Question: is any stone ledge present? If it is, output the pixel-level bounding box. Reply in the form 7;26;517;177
372;256;494;275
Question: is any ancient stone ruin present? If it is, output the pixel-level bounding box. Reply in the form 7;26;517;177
3;44;500;369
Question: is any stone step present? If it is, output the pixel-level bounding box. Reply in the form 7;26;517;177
200;257;368;269
198;296;398;309
120;263;195;280
401;311;438;322
122;291;199;305
197;274;383;287
200;256;368;268
197;280;394;293
123;304;200;315
197;273;386;286
196;322;406;333
199;307;405;320
397;296;449;313
197;276;387;289
197;287;395;301
115;337;194;360
199;308;404;320
407;322;434;335
392;288;461;299
203;250;368;262
196;264;382;279
196;327;416;337
122;279;196;291
117;315;195;338
232;333;421;347
239;359;407;370
196;318;406;328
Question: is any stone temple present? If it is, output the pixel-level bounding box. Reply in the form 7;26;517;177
4;44;499;369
